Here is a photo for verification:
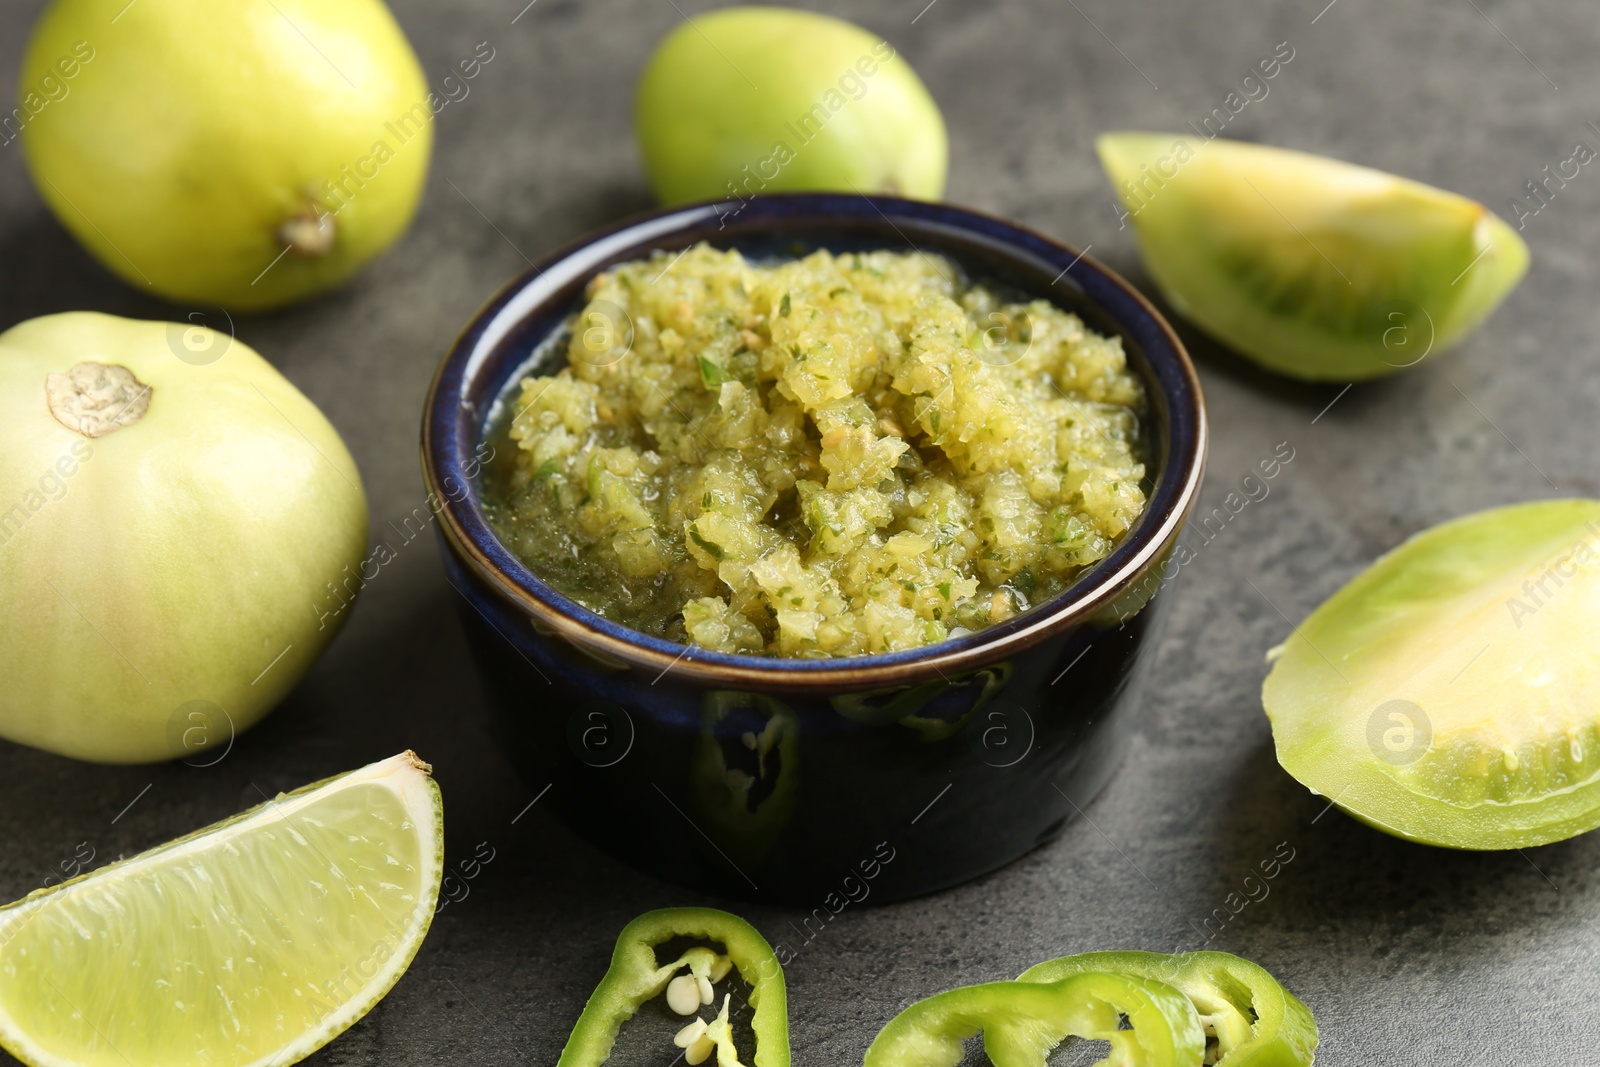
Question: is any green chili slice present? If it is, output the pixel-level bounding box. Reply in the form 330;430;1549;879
865;972;1205;1067
1009;951;1317;1066
556;907;789;1067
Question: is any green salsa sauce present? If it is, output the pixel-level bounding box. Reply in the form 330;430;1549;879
481;244;1148;658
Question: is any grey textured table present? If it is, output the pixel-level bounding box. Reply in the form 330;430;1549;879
2;0;1597;1063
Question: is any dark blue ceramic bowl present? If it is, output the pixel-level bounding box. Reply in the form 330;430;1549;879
423;194;1206;904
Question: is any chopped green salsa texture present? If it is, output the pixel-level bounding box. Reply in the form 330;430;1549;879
483;244;1147;658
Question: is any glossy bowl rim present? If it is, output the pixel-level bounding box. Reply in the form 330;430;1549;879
422;192;1207;691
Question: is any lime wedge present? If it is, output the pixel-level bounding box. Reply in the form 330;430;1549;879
1099;133;1529;381
0;751;443;1067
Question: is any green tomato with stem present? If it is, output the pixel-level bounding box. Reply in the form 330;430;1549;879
0;313;367;763
19;0;433;311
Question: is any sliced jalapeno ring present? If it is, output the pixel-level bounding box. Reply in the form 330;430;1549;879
1012;951;1317;1066
557;907;789;1067
866;972;1205;1067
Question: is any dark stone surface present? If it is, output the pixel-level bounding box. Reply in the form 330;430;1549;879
0;0;1596;1063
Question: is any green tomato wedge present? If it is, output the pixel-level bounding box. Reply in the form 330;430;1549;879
1008;951;1317;1067
1099;133;1529;381
1263;499;1600;849
864;973;1204;1067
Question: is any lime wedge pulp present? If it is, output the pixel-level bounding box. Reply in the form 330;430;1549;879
0;751;443;1067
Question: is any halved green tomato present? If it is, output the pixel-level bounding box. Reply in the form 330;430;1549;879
1099;133;1529;381
1263;499;1600;849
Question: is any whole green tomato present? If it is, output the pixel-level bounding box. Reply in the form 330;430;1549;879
635;6;947;205
0;313;368;763
19;0;433;311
